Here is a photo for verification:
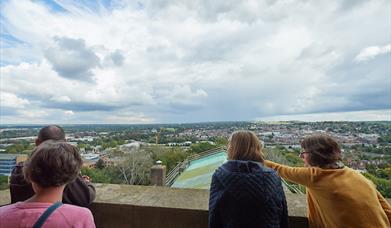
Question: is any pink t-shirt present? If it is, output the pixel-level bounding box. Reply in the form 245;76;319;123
0;202;96;228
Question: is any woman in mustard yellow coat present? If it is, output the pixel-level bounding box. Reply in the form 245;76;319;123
264;134;391;228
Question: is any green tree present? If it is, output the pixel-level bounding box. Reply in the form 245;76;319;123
214;137;228;146
0;176;8;190
190;142;218;154
5;141;34;154
95;159;105;169
152;147;188;172
81;167;111;183
115;150;153;185
363;173;391;198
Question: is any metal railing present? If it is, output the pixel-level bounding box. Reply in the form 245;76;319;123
165;159;189;186
281;178;304;194
186;146;226;162
165;147;226;186
165;146;304;195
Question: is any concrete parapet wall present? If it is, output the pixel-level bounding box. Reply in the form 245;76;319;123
0;184;309;227
1;184;390;227
90;202;308;228
90;184;308;227
90;202;208;228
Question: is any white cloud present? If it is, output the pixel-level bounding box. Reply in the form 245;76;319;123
19;109;49;119
105;112;155;124
257;109;391;122
0;92;29;108
64;110;75;116
355;44;391;62
157;85;208;106
0;0;390;123
44;37;101;80
50;96;72;103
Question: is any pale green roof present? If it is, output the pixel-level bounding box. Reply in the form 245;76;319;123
171;152;227;189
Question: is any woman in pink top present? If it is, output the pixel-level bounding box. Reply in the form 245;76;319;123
0;140;96;228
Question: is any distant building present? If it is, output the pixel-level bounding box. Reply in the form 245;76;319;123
167;141;192;147
119;142;143;152
0;154;28;176
68;142;78;146
81;153;100;168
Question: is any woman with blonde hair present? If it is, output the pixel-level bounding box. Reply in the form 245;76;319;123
264;134;391;228
209;130;289;228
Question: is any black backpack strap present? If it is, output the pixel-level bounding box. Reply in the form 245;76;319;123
33;201;63;228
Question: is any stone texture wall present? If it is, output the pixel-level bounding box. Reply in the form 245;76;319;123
0;184;309;227
1;184;390;227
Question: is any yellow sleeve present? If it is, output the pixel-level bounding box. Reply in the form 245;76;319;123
264;160;316;187
377;190;391;222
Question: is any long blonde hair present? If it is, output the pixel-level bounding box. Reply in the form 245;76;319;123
227;130;264;162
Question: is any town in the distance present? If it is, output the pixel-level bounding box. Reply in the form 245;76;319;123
1;121;390;197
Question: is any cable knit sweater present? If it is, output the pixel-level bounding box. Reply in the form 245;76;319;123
264;160;391;228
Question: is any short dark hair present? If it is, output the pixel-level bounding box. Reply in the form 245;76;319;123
38;125;65;142
23;140;82;188
300;134;341;167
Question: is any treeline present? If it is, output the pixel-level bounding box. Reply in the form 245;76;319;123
0;128;39;139
78;138;126;150
349;144;391;155
363;163;391;198
80;140;225;185
362;172;391;198
264;145;304;167
0;176;8;190
378;135;391;144
4;140;34;154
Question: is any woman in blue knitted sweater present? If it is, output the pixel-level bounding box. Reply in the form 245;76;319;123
209;131;289;228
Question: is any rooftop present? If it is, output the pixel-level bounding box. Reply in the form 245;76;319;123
172;151;227;189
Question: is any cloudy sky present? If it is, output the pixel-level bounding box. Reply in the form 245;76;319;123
0;0;390;124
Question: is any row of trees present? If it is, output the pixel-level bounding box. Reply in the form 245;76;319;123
82;150;154;185
80;139;226;186
9;134;382;197
363;172;391;198
349;144;391;155
81;145;190;185
4;140;34;154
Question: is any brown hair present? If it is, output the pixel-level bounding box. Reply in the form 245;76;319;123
300;134;342;167
38;125;65;142
227;131;264;162
23;140;82;188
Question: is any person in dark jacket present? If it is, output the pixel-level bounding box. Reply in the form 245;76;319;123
10;125;96;207
209;130;289;228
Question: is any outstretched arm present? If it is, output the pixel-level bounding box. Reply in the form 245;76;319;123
264;160;316;187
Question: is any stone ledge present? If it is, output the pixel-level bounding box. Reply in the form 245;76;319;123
92;184;308;215
0;184;309;227
1;184;389;228
93;184;209;210
91;184;309;227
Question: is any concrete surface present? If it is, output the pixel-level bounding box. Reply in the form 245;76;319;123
0;184;308;227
